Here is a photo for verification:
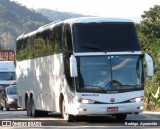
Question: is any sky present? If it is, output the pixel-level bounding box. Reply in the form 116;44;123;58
11;0;160;21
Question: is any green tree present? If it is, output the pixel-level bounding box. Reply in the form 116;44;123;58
141;5;160;40
138;5;160;111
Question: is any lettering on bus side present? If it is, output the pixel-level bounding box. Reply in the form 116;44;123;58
82;93;99;96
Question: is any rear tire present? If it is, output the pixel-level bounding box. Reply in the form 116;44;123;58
30;97;39;117
27;97;48;117
27;98;31;116
62;99;74;122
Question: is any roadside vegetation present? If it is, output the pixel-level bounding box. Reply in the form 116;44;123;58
137;5;160;111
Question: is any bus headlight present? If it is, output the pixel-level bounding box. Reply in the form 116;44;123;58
129;96;144;102
78;99;95;104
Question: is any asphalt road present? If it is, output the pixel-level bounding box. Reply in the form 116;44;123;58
0;109;160;128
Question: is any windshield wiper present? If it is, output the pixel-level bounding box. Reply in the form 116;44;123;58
83;84;105;92
121;84;140;90
80;44;104;52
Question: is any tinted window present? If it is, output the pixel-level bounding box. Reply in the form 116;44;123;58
63;24;74;89
16;24;63;60
0;72;16;80
73;22;141;52
7;87;17;95
32;25;62;58
16;38;28;60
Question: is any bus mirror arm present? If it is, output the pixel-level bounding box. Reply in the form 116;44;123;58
70;55;78;77
144;53;154;77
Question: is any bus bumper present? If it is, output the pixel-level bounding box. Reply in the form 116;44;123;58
69;102;144;115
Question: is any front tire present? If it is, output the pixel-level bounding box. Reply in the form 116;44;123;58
62;99;74;122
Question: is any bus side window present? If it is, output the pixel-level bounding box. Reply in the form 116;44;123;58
63;24;74;90
53;25;62;54
28;37;34;59
16;38;28;61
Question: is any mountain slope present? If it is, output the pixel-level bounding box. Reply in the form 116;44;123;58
36;8;88;21
0;0;50;50
0;0;89;50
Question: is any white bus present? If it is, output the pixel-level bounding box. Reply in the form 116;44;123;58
16;17;153;121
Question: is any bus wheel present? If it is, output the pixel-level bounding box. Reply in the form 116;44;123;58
27;98;32;116
30;97;38;117
62;99;74;122
115;114;127;121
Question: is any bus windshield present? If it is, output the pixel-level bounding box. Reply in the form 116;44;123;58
77;55;143;93
73;22;140;52
7;87;17;95
0;72;16;80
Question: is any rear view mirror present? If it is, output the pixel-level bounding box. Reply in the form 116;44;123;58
145;53;154;77
70;55;78;77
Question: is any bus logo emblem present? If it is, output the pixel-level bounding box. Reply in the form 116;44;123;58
110;98;115;102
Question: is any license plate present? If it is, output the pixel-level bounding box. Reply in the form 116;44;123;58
107;107;118;112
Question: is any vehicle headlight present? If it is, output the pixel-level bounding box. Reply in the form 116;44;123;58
78;99;95;104
6;98;15;102
129;96;144;102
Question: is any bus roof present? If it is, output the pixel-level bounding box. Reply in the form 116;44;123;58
63;17;133;24
17;17;133;40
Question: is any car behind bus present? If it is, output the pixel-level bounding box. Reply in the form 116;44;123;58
0;85;19;111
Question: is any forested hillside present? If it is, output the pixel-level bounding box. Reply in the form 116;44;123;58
36;8;86;21
0;0;88;50
0;0;50;50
